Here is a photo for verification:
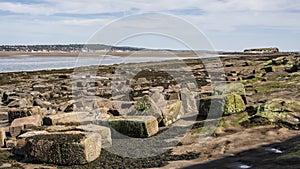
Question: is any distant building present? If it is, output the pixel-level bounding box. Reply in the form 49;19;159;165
244;47;279;54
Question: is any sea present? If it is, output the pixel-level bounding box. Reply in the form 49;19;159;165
0;55;190;73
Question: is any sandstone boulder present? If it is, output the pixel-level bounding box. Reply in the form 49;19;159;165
108;116;158;138
0;128;6;147
213;83;246;96
199;94;246;117
128;96;163;122
0;111;8;121
43;112;97;126
161;100;182;126
32;84;53;92
76;124;112;148
22;131;101;165
8;107;42;123
9;115;42;137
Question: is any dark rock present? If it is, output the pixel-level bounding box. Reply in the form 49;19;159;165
21;132;101;165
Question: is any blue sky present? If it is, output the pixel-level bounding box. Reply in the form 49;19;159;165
0;0;300;51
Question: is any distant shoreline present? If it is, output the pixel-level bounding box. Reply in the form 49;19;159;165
0;51;218;58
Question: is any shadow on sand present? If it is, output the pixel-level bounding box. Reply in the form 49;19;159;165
183;135;300;169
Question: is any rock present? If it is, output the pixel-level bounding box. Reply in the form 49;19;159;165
161;100;182;126
0;163;12;168
263;56;288;66
0;111;8;121
59;100;78;112
43;112;96;126
7;107;42;123
5;138;17;148
213;83;246;96
0;127;6;147
32;84;53;92
150;91;167;111
33;98;52;108
23;131;101;165
181;88;198;115
149;86;164;93
254;99;300;127
288;58;300;72
108;116;158;138
263;66;275;73
7;98;30;108
199;94;246;117
58;74;69;79
213;83;247;104
76;124;112;148
136;78;148;84
9;115;42;137
95;98;135;116
128;96;163;122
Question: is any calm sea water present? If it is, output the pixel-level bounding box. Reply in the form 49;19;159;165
0;55;187;73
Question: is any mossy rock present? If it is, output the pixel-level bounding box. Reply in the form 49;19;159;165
24;132;101;165
263;56;288;66
288;58;300;72
129;96;163;122
199;94;246;117
108;116;158;138
254;99;300;127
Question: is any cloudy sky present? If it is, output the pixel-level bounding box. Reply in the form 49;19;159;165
0;0;300;51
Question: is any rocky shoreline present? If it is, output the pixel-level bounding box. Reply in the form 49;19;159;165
0;52;299;168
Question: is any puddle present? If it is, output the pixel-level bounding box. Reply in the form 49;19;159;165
239;164;251;169
264;147;283;154
227;162;251;169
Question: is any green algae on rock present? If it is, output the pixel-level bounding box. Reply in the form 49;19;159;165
24;132;101;165
254;99;300;128
199;94;246;117
108;116;159;138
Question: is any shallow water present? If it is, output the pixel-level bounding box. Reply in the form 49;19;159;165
0;55;187;73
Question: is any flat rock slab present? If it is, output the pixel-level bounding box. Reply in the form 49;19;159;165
0;112;8;121
9;115;42;137
76;124;112;148
108;116;158;138
43;112;96;126
8;107;42;123
0;128;6;147
22;131;101;165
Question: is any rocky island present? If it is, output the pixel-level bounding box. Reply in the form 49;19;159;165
0;50;299;169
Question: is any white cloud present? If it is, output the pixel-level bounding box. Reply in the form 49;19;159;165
0;2;55;15
1;0;300;50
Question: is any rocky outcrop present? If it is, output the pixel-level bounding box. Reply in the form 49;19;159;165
288;57;300;72
244;47;279;54
253;99;300;128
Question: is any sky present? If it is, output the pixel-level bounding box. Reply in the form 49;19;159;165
0;0;300;51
